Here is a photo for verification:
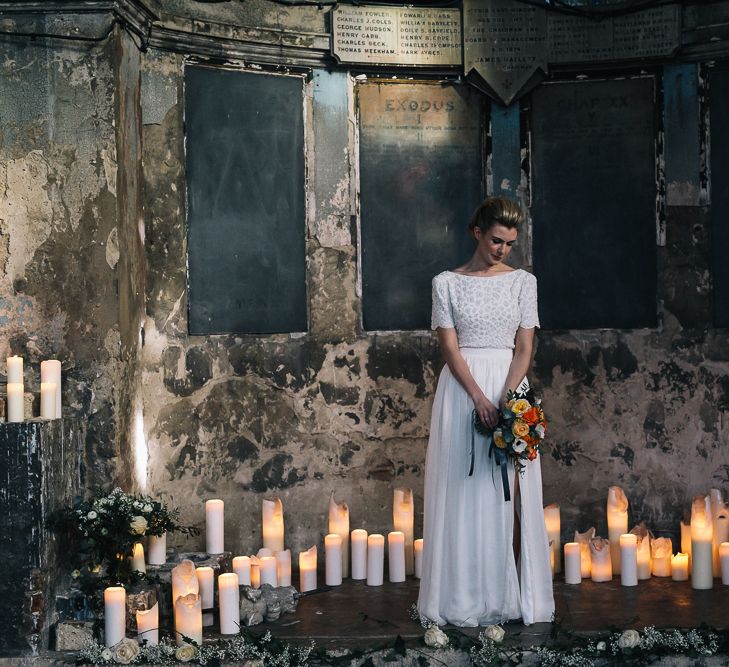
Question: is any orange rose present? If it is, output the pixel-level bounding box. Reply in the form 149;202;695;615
522;407;540;426
527;447;538;461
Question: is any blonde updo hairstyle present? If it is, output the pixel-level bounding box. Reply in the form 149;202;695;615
468;196;524;239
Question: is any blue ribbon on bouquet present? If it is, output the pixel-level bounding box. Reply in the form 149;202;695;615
471;409;511;502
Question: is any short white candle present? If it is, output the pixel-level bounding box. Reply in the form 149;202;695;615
233;556;251;586
325;534;343;586
299;546;317;592
257;548;273;558
672;553;689;581
260;556;278;587
564;542;582;584
574;527;595;578
275;549;292;587
40;382;56;419
104;586;126;647
651;537;672;577
680;520;692;569
388;531;406;583
393;488;415;576
174;593;202;646
544;504;561;574
720;543;729;585
7;356;23;384
607;486;629;575
590;538;612;582
262;497;285;553
712;513;729;577
620;534;638;586
196;566;214;627
218;573;240;635
367;534;385;586
7;383;24;422
130;542;146;574
205;499;225;554
351;529;368;580
636;535;652;580
329;493;350;578
691;495;714;590
136;602;159;646
40;359;62;417
148;533;167;566
414;538;424;579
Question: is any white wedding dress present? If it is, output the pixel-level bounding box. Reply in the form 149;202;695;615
417;269;554;627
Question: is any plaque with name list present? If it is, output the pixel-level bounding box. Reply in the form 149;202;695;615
331;5;462;67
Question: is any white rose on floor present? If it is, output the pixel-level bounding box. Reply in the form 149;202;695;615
129;516;148;535
175;643;198;662
618;629;641;649
512;439;527;454
596;641;607;651
424;626;449;648
112;638;139;664
101;648;113;661
484;625;505;643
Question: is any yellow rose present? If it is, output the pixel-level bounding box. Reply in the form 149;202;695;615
493;430;507;449
512;420;530;438
511;399;530;415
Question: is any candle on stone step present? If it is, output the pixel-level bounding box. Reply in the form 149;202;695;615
574;527;595;578
325;534;343;586
148;533;167;566
630;524;653;580
351;529;368;580
233;556;251;586
589;537;612;582
620;534;638;587
175;593;202;646
691;495;713;590
388;531;406;583
607;486;629;575
196;566;214;627
328;493;350;578
680;519;692;569
7;355;23;384
171;560;199;606
257;548;273;558
393;488;415;576
104;586;126;647
543;504;561;574
414;539;424;579
7;383;24;422
672;553;689;581
720;543;729;585
299;546;317;592
260;556;278;587
712;512;729;577
40;382;56;419
262;497;284;553
250;557;261;589
710;488;724;518
205;499;225;555
218;573;240;635
136;602;159;646
40;359;62;417
275;549;292;587
367;534;385;586
130;542;146;574
651;537;672;577
564;542;582;585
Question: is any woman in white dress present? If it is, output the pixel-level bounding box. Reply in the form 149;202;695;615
417;197;554;627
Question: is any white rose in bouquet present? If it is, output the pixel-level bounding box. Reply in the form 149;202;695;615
129;515;148;535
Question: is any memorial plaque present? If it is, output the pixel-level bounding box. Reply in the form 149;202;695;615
331;5;461;66
463;0;547;106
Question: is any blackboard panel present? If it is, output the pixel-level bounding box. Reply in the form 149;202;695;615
710;68;729;328
359;82;486;331
185;66;307;335
531;78;657;330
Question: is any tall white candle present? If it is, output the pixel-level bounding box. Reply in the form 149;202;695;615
275;549;292;587
171;560;199;606
205;499;224;554
672;553;689;581
7;356;23;384
104;586;126;647
712;512;729;577
40;382;56;419
367;534;385;586
589;538;612;582
196;566;215;627
328;493;350;578
219;573;240;635
620;534;638;587
388;531;406;583
651;537;672;577
691;495;713;590
262;497;285;553
299;546;317;592
351;529;368;580
130;542;146;574
607;486;629;575
680;519;692;569
260;556;278;587
574;527;595;578
136;602;159;646
720;543;729;585
543;504;561;574
414;538;424;579
174;593;202;646
40;360;62;417
325;534;343;586
393;488;415;576
233;556;251;586
7;383;24;422
564;542;582;585
148;533;167;566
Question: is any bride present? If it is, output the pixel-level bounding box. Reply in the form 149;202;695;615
417;196;554;627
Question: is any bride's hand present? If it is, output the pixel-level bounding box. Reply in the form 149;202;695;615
472;394;499;430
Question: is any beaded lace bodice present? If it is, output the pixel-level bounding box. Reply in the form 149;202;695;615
431;269;539;349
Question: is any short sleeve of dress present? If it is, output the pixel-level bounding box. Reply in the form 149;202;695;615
431;274;455;330
519;272;540;329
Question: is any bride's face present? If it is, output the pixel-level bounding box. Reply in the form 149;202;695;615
473;223;518;265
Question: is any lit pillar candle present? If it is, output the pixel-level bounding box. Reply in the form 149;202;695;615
7;356;23;384
351;529;368;580
720;543;729;585
607;486;629;575
218;573;240;635
260;556;278;587
414;539;424;579
40;359;62;417
262;497;284;553
175;593;202;646
672;553;689;581
205;499;225;554
104;586;126;647
7;383;24;422
651;537;672;577
710;488;724;518
393;488;415;576
233;556;251;586
574;528;595;578
171;560;199;607
388;531;406;583
148;533;167;566
328;493;350;578
543;504;561;574
620;534;638;587
325;534;343;586
589;537;612;582
680;519;692;569
257;548;273;558
250;557;261;589
636;535;652;580
40;383;56;419
299;546;317;592
196;566;214;627
691;495;713;590
367;534;385;586
275;549;292;587
712;512;729;577
564;542;582;585
130;542;146;574
136;602;159;646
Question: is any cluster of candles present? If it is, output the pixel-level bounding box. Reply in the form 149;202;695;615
546;486;729;589
4;355;62;421
103;489;424;647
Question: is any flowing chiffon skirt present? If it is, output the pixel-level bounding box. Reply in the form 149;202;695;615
417;347;554;627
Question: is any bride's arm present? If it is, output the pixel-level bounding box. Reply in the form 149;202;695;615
501;326;536;404
437;327;499;429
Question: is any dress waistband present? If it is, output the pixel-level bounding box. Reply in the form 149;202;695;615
459;347;513;359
